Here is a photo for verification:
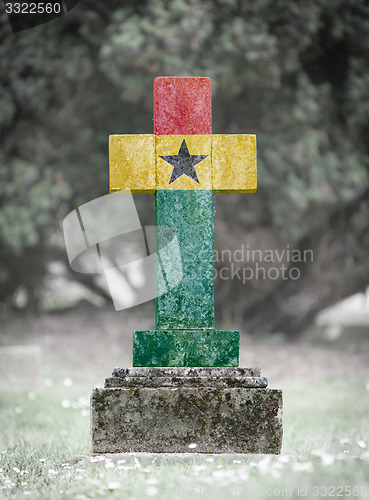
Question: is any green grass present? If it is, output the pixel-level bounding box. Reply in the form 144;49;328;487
0;378;369;499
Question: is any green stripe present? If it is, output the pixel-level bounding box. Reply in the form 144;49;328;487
133;330;239;367
155;190;215;329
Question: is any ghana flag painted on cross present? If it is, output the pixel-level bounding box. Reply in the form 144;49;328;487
108;77;257;367
109;77;257;193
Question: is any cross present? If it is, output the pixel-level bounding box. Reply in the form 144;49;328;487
109;77;257;367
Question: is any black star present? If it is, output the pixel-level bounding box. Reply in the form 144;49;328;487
160;139;208;184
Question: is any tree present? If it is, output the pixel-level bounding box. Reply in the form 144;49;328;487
0;0;368;334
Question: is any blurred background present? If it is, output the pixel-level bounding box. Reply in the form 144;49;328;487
1;0;369;384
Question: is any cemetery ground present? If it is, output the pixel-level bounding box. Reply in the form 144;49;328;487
1;305;369;499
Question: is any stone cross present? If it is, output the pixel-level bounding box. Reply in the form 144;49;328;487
109;77;257;367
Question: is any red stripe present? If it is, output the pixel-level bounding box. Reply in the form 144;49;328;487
154;77;212;135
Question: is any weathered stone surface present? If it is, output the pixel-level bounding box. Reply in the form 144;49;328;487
153;77;212;136
105;376;268;388
212;134;257;193
109;134;156;193
108;367;266;388
155;189;214;331
113;367;261;377
91;386;283;454
133;329;239;367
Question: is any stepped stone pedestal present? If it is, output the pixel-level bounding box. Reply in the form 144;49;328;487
91;367;283;454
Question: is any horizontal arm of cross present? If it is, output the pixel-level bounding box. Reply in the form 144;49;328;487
109;134;257;193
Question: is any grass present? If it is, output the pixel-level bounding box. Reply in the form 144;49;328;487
0;377;369;499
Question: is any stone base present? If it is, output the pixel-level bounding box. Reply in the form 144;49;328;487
91;368;283;454
133;330;239;367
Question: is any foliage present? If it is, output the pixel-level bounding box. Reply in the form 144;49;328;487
0;0;369;332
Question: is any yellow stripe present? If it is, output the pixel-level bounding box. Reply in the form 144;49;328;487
109;134;155;193
212;134;257;193
109;134;257;193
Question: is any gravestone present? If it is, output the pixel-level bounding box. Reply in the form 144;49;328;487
91;77;283;453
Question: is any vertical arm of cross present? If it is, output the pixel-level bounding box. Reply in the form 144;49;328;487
153;77;215;332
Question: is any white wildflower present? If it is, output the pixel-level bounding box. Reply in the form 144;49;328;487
212;469;238;481
321;454;335;466
78;396;89;407
146;486;158;496
311;448;325;457
292;462;314;472
335;453;349;460
193;464;207;472
271;468;281;479
108;482;121;490
256;455;272;473
238;467;249;481
63;378;73;387
188;443;197;449
358;440;367;449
